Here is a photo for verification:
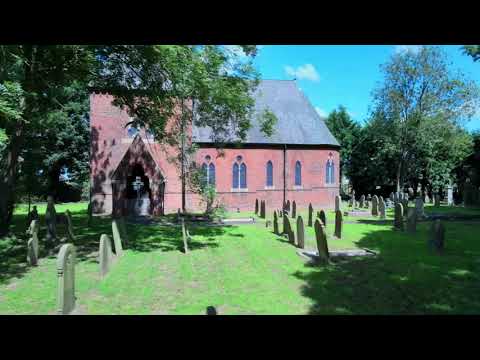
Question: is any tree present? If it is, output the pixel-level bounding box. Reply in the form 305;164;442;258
325;105;361;183
463;45;480;62
91;45;276;213
371;46;479;193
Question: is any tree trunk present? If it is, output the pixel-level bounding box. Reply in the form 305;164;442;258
180;100;186;213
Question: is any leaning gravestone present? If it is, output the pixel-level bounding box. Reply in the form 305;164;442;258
406;208;417;233
45;195;57;242
273;211;279;235
57;243;76;315
99;234;113;277
65;210;75;242
292;201;296;219
308;203;313;227
319;210;327;227
111;219;124;257
283;215;291;236
429;219;445;253
181;218;189;254
334;210;342;239
371;195;379;216
296;216;305;249
394;203;404;231
379;198;386;219
359;195;365;208
255;199;259;215
27;231;39;267
314;219;330;262
415;197;424;218
335;195;341;212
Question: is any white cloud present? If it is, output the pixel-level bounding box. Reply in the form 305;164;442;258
394;45;422;54
315;107;328;118
284;63;320;82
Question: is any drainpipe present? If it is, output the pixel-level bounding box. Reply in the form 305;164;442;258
283;144;287;209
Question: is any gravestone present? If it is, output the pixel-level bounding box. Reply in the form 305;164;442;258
27;206;39;228
27;235;38;266
359;195;365;208
27;218;39;236
266;220;272;228
87;202;93;227
286;200;291;212
371;195;379;216
334;210;342;239
181;218;189;254
111;219;124;256
308;203;313;227
292;201;296;218
273;211;279;234
319;210;326;227
393;192;399;204
389;192;394;202
415;197;424;218
394;203;404;231
296;216;305;249
424;193;430;204
65;210;75;242
255;199;259;215
402;198;409;212
288;229;295;245
447;186;453;206
99;234;113;277
283;215;291;235
408;187;414;198
428;219;445;253
278;208;283;218
335;195;341;212
314;219;330;262
434;193;440;207
57;244;76;315
45;195;57;242
379;198;386;219
406;208;417;233
260;200;266;218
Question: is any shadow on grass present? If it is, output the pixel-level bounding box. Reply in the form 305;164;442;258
292;221;480;315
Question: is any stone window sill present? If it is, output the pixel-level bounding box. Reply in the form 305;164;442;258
264;186;275;190
231;188;249;192
293;185;303;190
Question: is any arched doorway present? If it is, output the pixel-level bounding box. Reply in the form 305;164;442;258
125;164;152;216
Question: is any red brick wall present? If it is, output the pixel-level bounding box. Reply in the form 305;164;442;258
90;93;340;215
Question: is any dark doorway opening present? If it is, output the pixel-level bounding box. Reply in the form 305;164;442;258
125;164;152;216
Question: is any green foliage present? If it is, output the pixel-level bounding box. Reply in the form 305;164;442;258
325;105;361;180
463;45;480;62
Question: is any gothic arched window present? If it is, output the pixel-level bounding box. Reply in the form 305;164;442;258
208;163;215;186
233;156;247;189
266;161;273;187
295;161;302;186
326;159;335;184
202;156;215;186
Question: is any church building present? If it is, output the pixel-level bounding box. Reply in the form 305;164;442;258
90;79;340;216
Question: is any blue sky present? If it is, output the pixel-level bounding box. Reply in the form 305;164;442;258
250;45;480;131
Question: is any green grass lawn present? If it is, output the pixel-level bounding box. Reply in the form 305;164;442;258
1;201;480;314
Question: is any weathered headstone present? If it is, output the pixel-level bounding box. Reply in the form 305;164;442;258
296;216;305;249
334;210;342;239
286;200;291;212
447;185;453;206
181;218;189;254
314;219;329;262
99;234;113;277
406;208;417;233
394;203;404;231
335;195;341;212
255;199;259;215
371;195;379;216
273;211;279;234
308;203;313;227
65;210;75;242
359;195;365;208
428;219;445;253
367;194;372;201
27;218;39;236
365;200;370;209
111;219;124;257
260;200;266;218
319;209;326;227
45;195;57;242
291;201;296;218
379;198;386;219
57;244;76;315
27;237;38;266
415;197;424;218
283;215;291;235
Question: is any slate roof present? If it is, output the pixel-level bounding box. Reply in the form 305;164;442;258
192;79;340;147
